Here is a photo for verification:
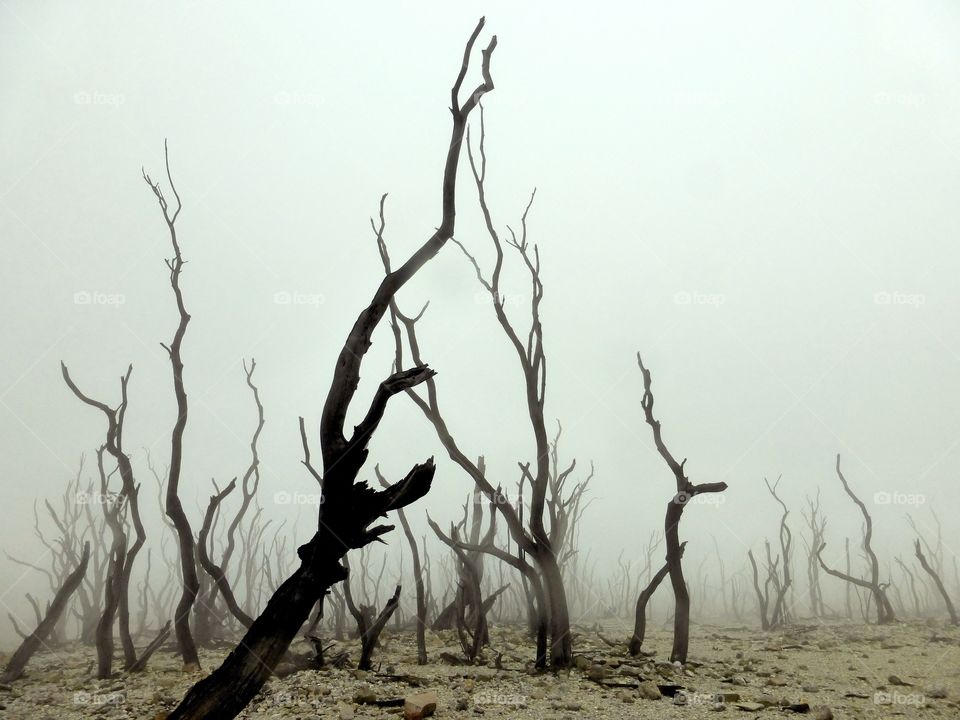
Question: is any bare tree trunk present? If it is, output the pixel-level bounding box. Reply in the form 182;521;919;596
747;549;770;630
165;21;496;719
142;142;201;668
358;586;402;671
630;542;686;655
635;354;727;663
817;455;895;624
197;479;254;628
1;543;90;683
376;468;427;664
914;540;958;625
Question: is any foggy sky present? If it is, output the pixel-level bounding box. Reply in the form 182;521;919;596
2;1;959;646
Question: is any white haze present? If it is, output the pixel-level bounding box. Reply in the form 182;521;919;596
1;1;959;647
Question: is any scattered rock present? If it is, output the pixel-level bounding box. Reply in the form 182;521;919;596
403;690;438;720
353;685;377;704
637;680;662;700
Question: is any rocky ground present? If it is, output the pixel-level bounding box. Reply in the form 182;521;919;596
0;618;957;719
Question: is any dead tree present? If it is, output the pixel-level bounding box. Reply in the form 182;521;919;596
914;539;958;625
197;479;254;629
432;489;490;633
894;556;922;617
1;542;90;683
382;111;587;667
61;363;149;671
636;354;727;663
375;466;427;664
165;20;496;719
816;454;895;624
142;141;201;669
429;505;508;662
801;490;827;617
7;461;92;646
764;476;792;627
343;556;402;671
630;541;686;654
92;448;127;678
747;548;771;630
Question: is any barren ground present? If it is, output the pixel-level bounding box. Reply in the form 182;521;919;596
1;619;957;719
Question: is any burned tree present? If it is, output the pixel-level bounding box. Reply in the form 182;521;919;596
61;364;169;673
381;110;589;668
747;547;772;630
816;454;895;624
630;541;686;654
342;555;402;671
142;142;201;669
801;490;828;617
1;542;90;683
165;19;496;719
428;495;509;662
195;359;265;635
764;476;792;627
635;354;728;664
375;466;427;664
914;539;958;625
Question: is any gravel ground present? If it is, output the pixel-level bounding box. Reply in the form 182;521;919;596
1;619;957;719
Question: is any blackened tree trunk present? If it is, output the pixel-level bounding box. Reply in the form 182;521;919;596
1;543;90;683
61;364;147;670
376;467;427;664
816;455;895;624
142;142;201;668
915;539;958;625
635;354;727;664
165;20;497;720
630;542;686;655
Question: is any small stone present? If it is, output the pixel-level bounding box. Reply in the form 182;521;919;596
812;707;833;720
637;681;662;701
926;684;948;699
353;685;377;704
404;690;438;720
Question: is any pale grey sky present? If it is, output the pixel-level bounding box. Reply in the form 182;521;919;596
2;1;959;644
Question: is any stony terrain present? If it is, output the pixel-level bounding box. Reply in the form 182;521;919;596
1;619;957;719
